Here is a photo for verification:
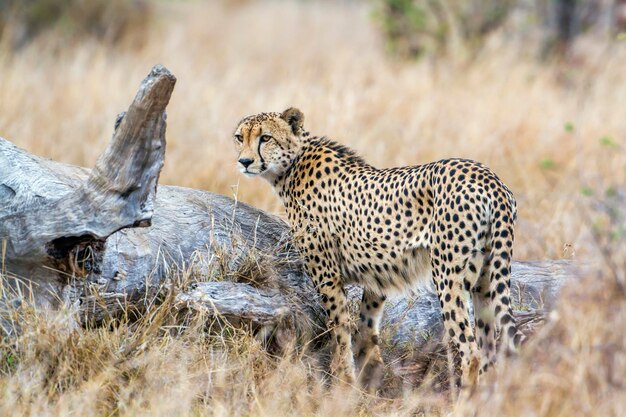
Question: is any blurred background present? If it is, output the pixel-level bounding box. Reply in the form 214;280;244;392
0;0;624;262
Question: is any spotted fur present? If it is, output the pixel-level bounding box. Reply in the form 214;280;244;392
233;108;523;389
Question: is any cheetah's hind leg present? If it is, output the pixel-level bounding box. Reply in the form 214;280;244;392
471;252;498;375
430;248;481;389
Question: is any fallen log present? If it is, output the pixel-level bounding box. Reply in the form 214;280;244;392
0;66;580;366
1;64;175;309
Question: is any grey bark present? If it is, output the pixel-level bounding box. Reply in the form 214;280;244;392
0;64;175;308
0;65;581;360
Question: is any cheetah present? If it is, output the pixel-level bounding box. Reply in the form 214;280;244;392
232;108;524;389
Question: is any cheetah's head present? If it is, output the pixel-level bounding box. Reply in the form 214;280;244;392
233;107;305;180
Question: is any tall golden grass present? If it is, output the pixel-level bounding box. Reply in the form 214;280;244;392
1;1;624;260
0;1;625;416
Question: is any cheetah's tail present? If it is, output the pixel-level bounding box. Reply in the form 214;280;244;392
487;189;524;354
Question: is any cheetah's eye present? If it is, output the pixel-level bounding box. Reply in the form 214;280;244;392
234;134;243;143
259;134;272;143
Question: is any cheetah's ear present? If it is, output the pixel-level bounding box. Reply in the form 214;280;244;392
280;107;305;135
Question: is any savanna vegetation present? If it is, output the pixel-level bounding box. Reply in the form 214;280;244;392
0;1;624;416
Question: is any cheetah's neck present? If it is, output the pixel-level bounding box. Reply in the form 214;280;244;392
271;136;373;201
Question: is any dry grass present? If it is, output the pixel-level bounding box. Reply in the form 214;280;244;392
1;1;624;260
1;1;625;416
455;260;626;417
1;249;623;416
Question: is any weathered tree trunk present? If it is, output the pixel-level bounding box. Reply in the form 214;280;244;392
1;66;580;364
1;64;175;309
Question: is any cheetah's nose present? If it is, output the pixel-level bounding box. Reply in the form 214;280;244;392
239;158;254;168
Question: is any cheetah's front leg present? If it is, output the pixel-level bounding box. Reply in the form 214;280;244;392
325;284;356;385
314;274;356;385
354;290;386;391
